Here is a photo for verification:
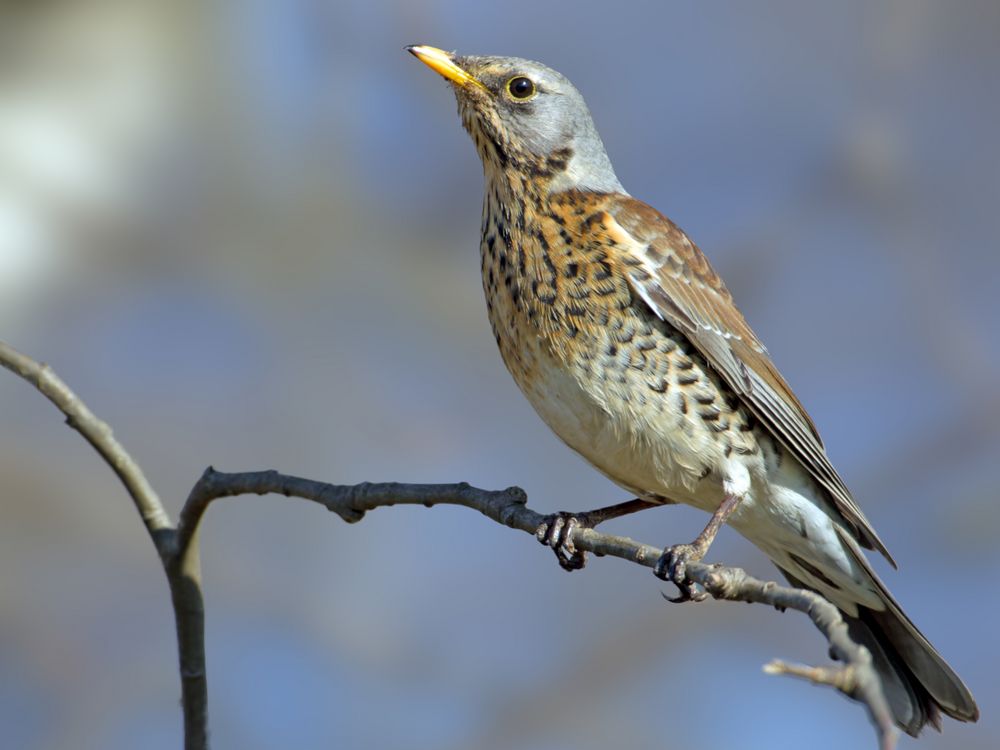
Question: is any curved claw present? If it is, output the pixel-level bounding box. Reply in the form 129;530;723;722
536;513;586;571
661;588;701;604
653;543;707;603
662;583;708;604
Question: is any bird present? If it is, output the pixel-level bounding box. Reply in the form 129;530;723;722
407;44;979;736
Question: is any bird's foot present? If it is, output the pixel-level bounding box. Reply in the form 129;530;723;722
536;499;661;572
654;542;709;603
654;492;741;602
536;513;587;571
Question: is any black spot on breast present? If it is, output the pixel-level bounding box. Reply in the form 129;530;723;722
565;262;579;278
539;249;556;275
594;261;613;280
488;134;508;167
675;392;688;415
499;225;513;250
613;324;635;344
535;228;549;251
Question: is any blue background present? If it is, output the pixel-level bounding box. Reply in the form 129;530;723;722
1;2;997;748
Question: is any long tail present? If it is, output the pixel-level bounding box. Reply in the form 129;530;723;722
777;528;979;736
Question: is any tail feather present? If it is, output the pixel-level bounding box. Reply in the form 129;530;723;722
780;567;938;735
847;606;942;735
777;528;979;736
835;527;980;728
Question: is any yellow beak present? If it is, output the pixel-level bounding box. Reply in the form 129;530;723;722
407;45;485;90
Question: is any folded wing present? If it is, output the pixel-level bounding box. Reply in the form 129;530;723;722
600;195;893;565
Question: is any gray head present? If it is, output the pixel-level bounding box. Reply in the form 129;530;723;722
408;46;624;194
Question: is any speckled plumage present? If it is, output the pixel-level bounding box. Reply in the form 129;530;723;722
409;46;978;735
480;181;762;505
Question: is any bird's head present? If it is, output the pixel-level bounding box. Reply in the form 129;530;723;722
408;45;623;194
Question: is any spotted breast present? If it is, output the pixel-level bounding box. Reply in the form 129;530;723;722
480;176;764;512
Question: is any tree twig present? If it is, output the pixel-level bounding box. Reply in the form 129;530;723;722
0;341;213;748
0;340;898;750
0;341;173;549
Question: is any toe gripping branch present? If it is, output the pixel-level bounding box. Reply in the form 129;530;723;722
654;492;743;602
535;499;659;571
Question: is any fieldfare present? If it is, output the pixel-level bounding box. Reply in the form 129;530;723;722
407;44;978;736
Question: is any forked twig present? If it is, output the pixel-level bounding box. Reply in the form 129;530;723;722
0;341;897;750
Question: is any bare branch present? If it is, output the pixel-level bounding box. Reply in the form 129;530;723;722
0;341;174;550
177;467;897;749
0;340;898;750
0;341;203;747
700;566;897;750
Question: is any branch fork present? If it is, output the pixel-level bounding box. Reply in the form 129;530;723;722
0;341;897;750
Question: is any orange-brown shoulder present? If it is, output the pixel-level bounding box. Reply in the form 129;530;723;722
587;194;892;560
602;194;821;435
606;197;740;317
541;191;891;559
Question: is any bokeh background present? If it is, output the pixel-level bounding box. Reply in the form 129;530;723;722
1;1;998;748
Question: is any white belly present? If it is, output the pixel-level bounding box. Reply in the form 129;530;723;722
514;344;732;510
500;319;883;613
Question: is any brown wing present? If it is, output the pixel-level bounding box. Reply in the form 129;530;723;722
601;195;894;565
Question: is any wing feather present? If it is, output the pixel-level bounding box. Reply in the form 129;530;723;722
602;195;894;565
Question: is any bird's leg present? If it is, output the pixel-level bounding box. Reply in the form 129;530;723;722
654;492;743;602
537;498;661;571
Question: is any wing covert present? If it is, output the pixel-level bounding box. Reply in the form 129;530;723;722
601;196;894;565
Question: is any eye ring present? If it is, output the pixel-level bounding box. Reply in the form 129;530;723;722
506;76;536;101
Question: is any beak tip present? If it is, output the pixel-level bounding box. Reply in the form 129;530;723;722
407;44;481;90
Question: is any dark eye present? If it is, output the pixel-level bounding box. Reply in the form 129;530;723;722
506;76;536;100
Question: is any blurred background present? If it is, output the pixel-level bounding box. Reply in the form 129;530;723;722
1;1;998;748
